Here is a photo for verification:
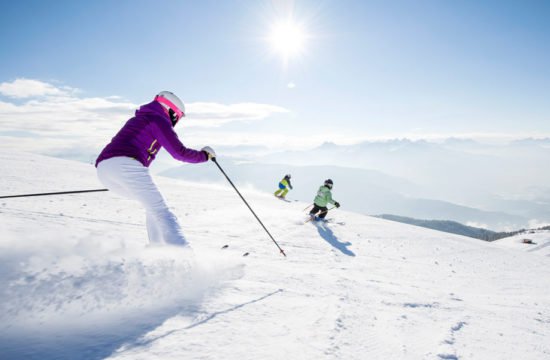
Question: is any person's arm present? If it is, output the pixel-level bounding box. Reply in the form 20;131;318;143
326;190;335;205
151;119;208;163
327;190;340;207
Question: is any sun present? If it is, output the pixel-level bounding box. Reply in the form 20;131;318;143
268;20;307;61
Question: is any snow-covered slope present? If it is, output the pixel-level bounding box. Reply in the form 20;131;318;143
1;153;549;360
493;230;550;257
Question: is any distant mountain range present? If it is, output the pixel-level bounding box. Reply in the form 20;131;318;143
47;136;550;231
374;214;533;241
159;159;530;230
250;138;550;226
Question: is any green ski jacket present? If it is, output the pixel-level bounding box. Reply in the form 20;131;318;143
313;186;336;207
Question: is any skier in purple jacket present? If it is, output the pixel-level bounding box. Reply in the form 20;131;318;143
96;91;215;246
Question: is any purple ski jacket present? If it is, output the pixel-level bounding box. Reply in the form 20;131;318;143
96;101;207;167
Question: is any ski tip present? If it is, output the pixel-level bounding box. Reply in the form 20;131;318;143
242;252;250;257
221;244;229;249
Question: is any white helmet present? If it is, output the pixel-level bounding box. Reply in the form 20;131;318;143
155;91;185;125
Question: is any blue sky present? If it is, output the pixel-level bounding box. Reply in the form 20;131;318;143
1;0;549;155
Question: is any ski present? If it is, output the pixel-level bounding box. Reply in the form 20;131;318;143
304;217;345;226
324;219;346;226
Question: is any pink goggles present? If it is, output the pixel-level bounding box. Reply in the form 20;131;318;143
155;95;185;120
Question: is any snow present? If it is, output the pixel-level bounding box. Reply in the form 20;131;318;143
493;230;550;257
1;153;549;360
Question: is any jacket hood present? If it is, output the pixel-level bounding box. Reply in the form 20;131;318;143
136;101;170;122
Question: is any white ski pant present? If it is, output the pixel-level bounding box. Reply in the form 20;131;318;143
96;156;187;246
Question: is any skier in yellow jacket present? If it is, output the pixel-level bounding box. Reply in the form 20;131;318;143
274;174;293;199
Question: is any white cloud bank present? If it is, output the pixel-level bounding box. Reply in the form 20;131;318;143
186;102;289;127
0;78;291;160
0;78;78;99
0;79;137;136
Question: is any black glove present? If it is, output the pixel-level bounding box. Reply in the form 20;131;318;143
334;201;340;208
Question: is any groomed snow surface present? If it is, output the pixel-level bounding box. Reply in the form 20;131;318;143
1;153;549;360
493;230;550;257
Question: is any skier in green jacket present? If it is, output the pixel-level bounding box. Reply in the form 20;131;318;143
309;179;340;221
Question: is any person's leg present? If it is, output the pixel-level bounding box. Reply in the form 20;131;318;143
317;206;329;219
97;159;134;198
274;189;282;196
97;157;187;246
309;204;320;216
281;188;289;198
123;163;187;246
146;211;163;244
144;205;187;246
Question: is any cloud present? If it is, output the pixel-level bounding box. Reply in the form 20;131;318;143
0;78;77;98
0;78;292;160
0;79;138;161
465;222;490;230
0;96;136;136
527;219;550;229
185;102;289;127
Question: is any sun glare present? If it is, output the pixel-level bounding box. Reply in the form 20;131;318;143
268;20;307;60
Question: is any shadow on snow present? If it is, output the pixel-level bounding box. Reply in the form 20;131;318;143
0;289;285;360
116;289;285;353
314;222;355;256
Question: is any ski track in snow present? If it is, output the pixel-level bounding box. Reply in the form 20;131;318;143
1;152;550;359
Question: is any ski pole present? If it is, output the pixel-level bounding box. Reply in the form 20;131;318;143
0;189;108;199
320;206;336;217
212;157;286;257
302;204;313;212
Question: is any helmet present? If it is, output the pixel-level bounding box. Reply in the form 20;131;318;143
324;179;333;189
285;174;291;179
155;91;185;125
